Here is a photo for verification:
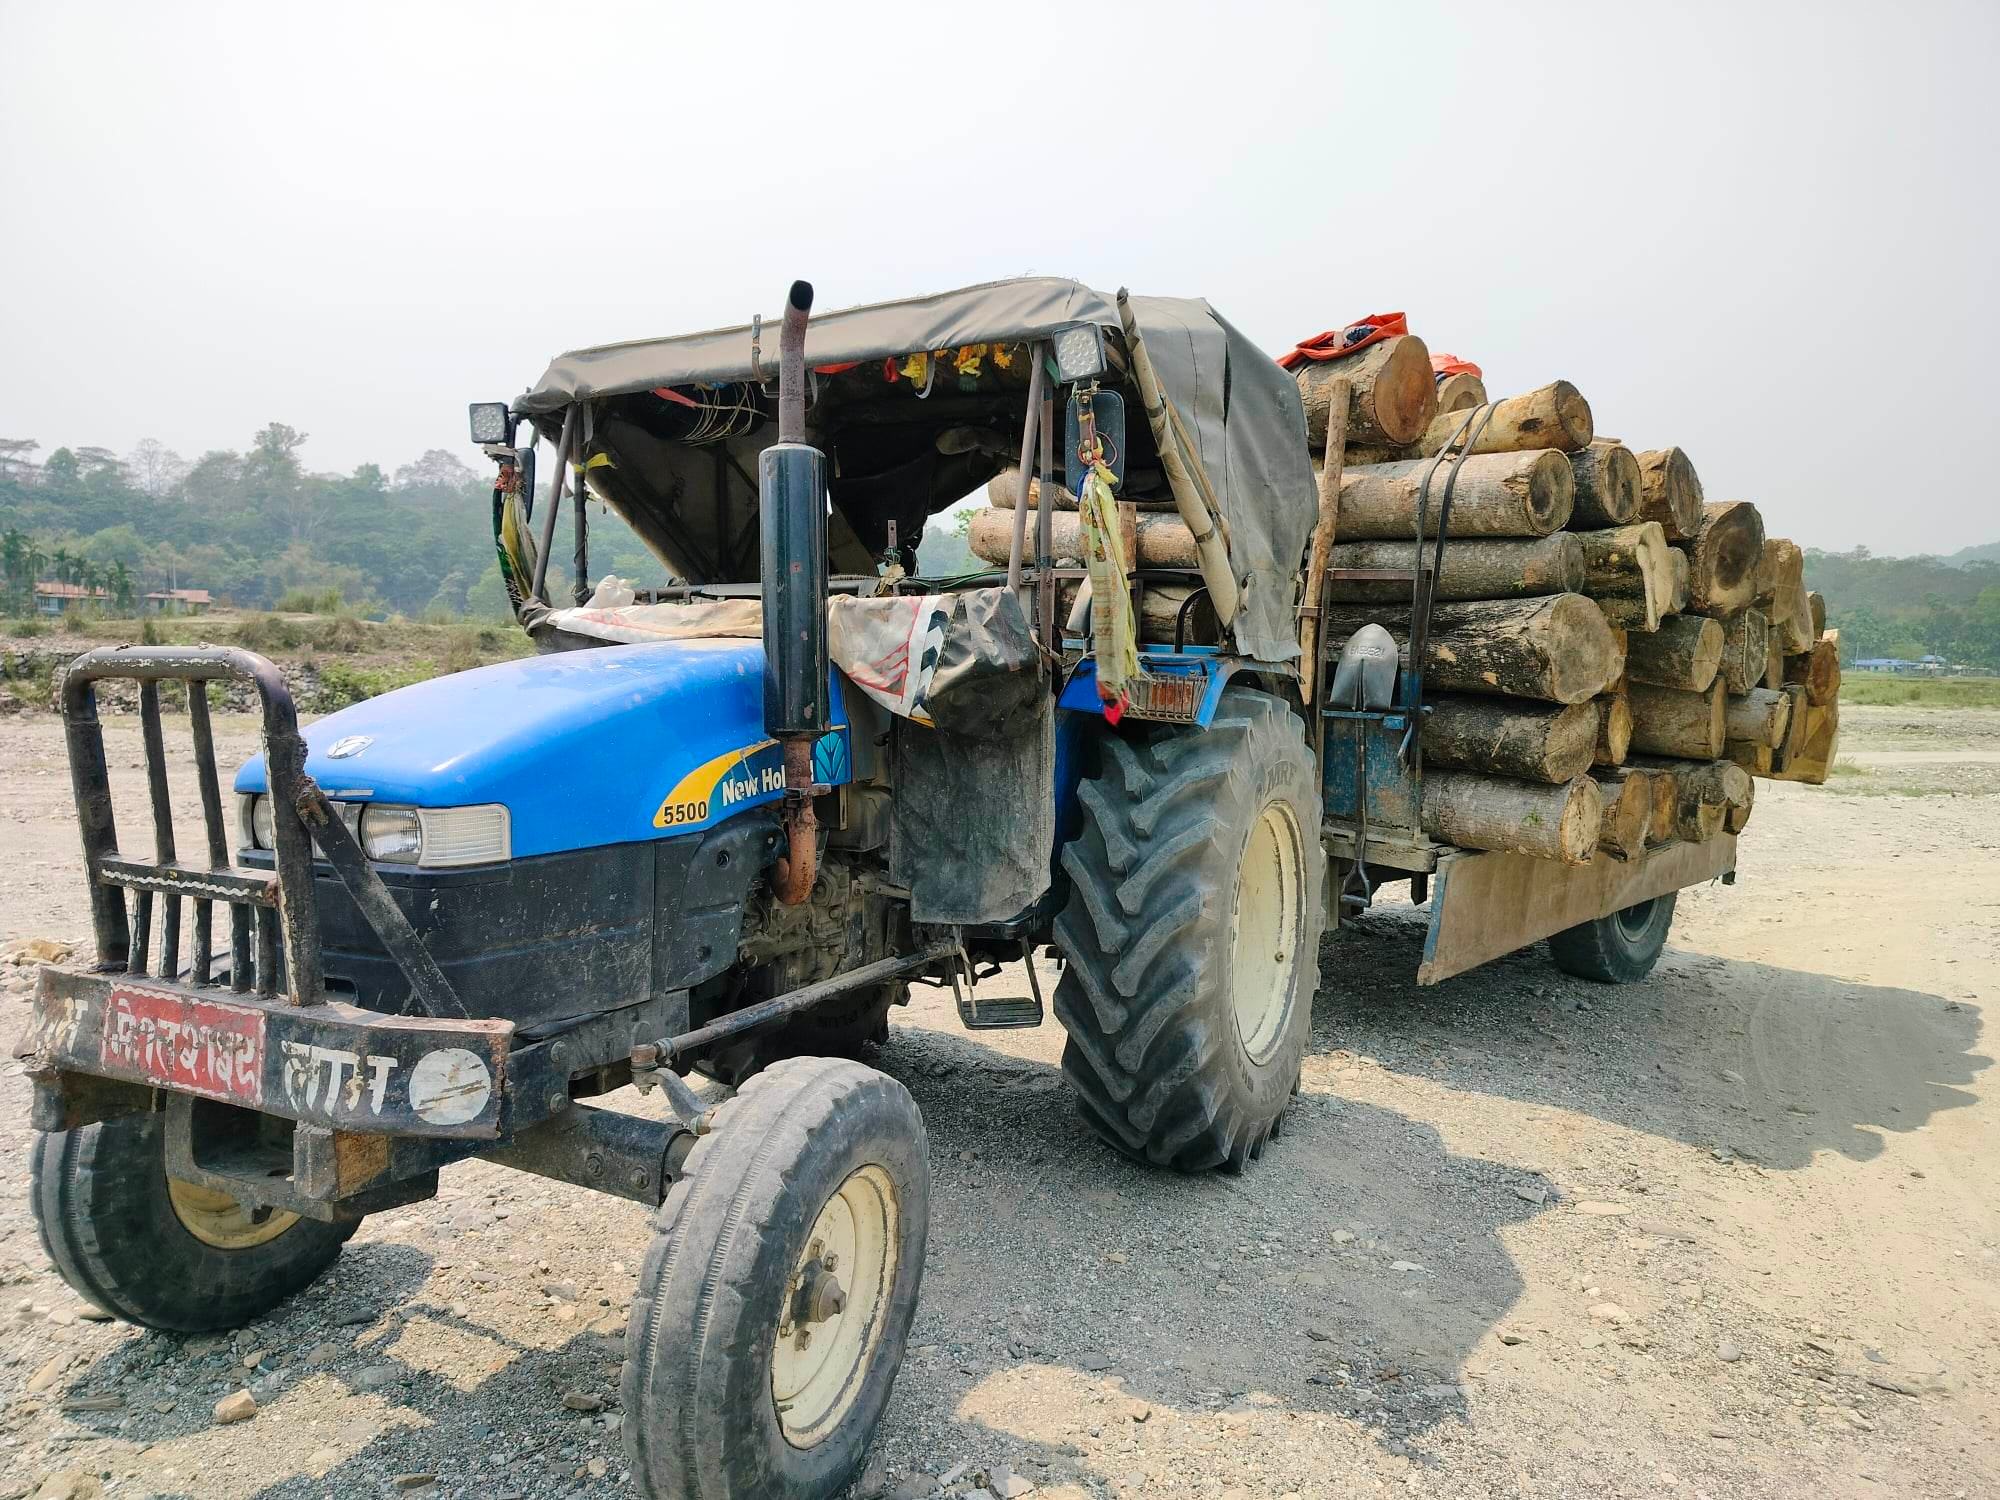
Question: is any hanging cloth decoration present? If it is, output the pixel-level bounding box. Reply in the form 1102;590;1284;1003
1076;459;1140;722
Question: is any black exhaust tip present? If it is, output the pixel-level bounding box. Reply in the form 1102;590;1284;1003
787;280;813;315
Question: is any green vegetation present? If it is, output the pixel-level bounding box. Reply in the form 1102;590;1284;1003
1;424;667;621
1840;674;2000;709
1807;548;2000;669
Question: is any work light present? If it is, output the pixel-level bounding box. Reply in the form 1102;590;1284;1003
468;402;514;445
1053;324;1107;383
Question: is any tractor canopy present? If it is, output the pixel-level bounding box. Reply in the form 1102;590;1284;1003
516;278;1317;663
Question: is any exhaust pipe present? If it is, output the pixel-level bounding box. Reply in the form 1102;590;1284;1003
760;280;828;905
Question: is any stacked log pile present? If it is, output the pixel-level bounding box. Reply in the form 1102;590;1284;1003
964;330;1839;868
1292;352;1839;864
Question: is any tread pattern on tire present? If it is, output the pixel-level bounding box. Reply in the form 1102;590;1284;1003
31;1113;355;1333
621;1056;928;1500
1053;689;1325;1172
1548;891;1677;984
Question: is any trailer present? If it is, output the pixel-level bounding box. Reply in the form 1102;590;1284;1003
17;278;1791;1500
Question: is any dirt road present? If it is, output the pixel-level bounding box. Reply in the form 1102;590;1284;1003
1;704;1994;1500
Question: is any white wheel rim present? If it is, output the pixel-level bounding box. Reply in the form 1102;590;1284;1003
771;1163;899;1448
1230;801;1305;1065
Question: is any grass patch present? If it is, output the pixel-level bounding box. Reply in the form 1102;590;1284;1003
7;618;47;639
311;661;437;711
1841;674;2000;709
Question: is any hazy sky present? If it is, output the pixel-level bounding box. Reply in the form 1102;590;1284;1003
3;1;1994;554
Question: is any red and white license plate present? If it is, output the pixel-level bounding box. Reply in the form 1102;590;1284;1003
98;985;266;1106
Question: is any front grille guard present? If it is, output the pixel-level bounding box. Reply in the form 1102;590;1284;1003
60;646;466;1019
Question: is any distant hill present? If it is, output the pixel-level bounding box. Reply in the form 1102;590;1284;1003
1947;541;2000;568
1805;547;2000;667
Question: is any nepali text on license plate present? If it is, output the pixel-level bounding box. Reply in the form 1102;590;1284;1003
99;986;266;1106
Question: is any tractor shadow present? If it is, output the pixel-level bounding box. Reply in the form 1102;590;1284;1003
1317;897;1989;1170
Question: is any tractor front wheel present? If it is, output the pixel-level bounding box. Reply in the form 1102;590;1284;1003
621;1057;929;1500
1053;688;1326;1172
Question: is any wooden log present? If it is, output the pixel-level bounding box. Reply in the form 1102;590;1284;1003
1415;382;1593;457
1296;335;1438;449
1646;765;1680;844
1420;695;1599;783
1673;757;1753;812
1320;594;1621;704
1774;682;1811;768
1624;613;1723;691
1568;441;1642;528
1770;698;1839;784
1435;371;1488;414
1575;522;1674;628
1681;501;1766;617
1334;450;1574;539
1341;443;1412;467
1593;689;1632;766
1721;607;1770;695
1139;583;1218;645
1724;775;1755;834
1324;535;1583;603
1754;535;1801;605
987;467;1074;511
1725;687;1793;749
1634;447;1704;541
1727;740;1774;776
1809;590;1826;638
1668;547;1691;614
1595;595;1661;632
1591;766;1652;861
968;507;1199;568
1419;770;1603;865
1627;679;1726;759
1763;632;1785;690
1785;637;1841;707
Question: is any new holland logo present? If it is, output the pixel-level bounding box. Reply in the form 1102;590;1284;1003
652;728;847;832
326;735;373;759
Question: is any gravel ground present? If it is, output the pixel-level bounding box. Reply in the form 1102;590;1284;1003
0;704;1994;1500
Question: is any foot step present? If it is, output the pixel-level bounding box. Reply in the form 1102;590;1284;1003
955;993;1045;1030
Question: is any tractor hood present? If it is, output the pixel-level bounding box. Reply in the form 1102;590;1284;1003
234;641;852;860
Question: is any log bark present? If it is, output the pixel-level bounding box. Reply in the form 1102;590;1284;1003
968;507;1199;568
1568;441;1643;528
987;467;1075;511
1668;547;1691;614
1594;689;1632;766
1721;607;1770;695
1591;766;1653;861
1296;335;1438;448
1596;594;1661;631
1435;371;1488;414
1575;522;1674;629
1342;443;1413;468
1763;632;1785;690
1627;679;1726;759
1320;594;1621;704
1335;451;1574;539
1725;775;1755;834
1419;770;1603;865
1681;501;1767;617
1324;535;1583;603
1415;382;1594;457
1420;695;1599;783
1624;613;1723;691
1725;687;1793;749
1754;535;1801;606
1728;740;1774;776
1785;638;1841;707
1809;590;1826;638
1775;683;1811;768
1634;447;1704;541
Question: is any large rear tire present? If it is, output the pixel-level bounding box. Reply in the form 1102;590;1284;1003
621;1057;929;1500
1053;688;1326;1172
1548;891;1677;983
31;1113;356;1332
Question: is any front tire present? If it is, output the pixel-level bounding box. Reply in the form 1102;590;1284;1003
622;1057;929;1500
31;1112;356;1332
1549;891;1677;983
1053;688;1326;1172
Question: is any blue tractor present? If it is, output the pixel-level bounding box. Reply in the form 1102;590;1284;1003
21;278;1705;1497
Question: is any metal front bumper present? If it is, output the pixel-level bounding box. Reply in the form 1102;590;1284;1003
18;966;515;1140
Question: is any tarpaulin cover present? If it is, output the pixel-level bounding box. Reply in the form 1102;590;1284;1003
520;278;1316;663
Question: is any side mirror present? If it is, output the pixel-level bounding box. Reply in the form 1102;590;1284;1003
1065;387;1126;491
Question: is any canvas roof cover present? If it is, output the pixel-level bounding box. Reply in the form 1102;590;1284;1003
520;277;1316;663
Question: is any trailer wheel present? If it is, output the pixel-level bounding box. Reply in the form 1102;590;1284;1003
30;1113;356;1332
1549;891;1678;983
1053;688;1325;1172
622;1056;928;1500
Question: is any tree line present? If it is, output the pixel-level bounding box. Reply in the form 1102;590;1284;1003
1805;548;2000;668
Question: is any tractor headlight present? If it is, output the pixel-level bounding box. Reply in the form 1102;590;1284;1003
241;793;275;851
468;402;514;446
361;803;511;868
1052;324;1107;383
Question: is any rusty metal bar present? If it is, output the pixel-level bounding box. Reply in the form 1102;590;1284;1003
1004;348;1048;593
138;683;181;980
60;671;128;967
255;907;277;996
128;890;152;977
187;686;228;985
530;406;577;605
97;859;277;906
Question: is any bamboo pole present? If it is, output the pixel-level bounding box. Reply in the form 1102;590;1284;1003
1299;377;1352;705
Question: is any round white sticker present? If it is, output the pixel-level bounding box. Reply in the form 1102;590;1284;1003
406;1047;493;1126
